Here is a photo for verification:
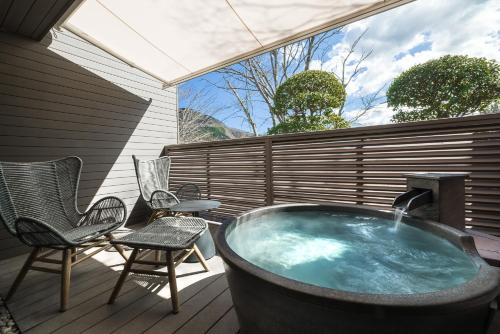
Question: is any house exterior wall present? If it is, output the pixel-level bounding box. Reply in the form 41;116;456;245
0;28;177;260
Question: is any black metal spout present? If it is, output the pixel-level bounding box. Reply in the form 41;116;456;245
396;173;467;230
392;189;433;212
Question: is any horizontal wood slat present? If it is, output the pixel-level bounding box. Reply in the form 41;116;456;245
0;28;177;260
165;114;500;235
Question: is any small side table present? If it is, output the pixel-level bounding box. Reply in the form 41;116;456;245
170;200;221;263
108;217;209;314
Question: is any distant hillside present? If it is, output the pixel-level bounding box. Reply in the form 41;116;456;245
178;108;253;143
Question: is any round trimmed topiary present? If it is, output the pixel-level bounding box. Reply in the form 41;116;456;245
273;70;346;118
269;70;348;134
387;55;500;123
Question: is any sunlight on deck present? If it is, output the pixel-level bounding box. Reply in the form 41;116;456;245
0;227;237;334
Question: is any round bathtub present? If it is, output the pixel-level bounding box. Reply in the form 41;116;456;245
215;204;500;334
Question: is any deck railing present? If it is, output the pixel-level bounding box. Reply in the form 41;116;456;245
163;114;500;235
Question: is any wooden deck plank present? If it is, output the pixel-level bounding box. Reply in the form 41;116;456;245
143;275;229;334
8;257;119;313
23;252;171;333
206;307;240;334
53;253;213;333
0;248;126;294
0;253;29;277
81;289;164;334
20;269;128;331
83;269;224;334
175;289;233;334
16;264;123;321
52;284;154;334
1;252;99;295
0;252;73;293
11;249;128;321
112;274;223;334
469;230;500;266
25;276;140;334
0;241;239;334
17;249;132;331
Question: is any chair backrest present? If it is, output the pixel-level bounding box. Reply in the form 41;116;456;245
133;155;171;203
0;157;82;236
176;183;201;201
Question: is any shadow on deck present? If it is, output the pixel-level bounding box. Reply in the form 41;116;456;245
0;230;239;334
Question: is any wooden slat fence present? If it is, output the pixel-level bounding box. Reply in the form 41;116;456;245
164;114;500;235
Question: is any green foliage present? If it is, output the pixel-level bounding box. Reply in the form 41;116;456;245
269;70;348;134
387;55;500;123
268;113;349;135
204;126;227;139
273;70;346;117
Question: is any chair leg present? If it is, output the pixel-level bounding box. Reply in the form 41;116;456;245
5;247;40;301
106;234;128;261
71;247;77;262
108;248;139;304
155;250;161;264
60;249;72;312
146;211;159;225
166;250;179;314
193;244;209;272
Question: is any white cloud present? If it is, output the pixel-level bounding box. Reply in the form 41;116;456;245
318;0;500;126
345;103;395;126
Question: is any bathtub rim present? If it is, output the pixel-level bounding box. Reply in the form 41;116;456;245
215;203;500;312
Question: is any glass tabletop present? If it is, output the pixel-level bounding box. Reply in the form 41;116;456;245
170;199;221;212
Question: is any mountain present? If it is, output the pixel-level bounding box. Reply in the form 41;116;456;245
178;108;253;143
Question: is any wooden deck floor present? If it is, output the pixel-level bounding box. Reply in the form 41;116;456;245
0;229;239;334
2;227;499;334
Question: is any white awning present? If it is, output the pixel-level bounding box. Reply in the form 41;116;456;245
62;0;412;86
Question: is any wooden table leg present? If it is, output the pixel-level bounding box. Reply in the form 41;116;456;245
108;248;138;304
166;250;179;314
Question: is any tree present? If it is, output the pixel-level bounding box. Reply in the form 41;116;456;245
268;113;349;135
216;30;341;133
267;70;349;134
388;55;500;123
216;29;381;133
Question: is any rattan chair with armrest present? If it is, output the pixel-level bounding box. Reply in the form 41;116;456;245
132;155;202;221
175;183;201;201
0;157;128;311
132;155;179;223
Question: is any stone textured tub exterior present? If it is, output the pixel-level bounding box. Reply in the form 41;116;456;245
215;204;500;334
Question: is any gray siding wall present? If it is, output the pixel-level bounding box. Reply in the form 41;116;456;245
0;28;178;260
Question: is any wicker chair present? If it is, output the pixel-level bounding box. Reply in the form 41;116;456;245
132;155;180;224
0;157;128;311
175;183;201;201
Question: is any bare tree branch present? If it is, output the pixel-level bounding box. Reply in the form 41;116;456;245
215;29;343;132
225;79;258;135
335;29;375;117
350;84;387;121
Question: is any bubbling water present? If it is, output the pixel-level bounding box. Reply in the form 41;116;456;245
226;210;478;294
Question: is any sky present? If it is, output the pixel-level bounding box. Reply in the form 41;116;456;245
179;0;500;135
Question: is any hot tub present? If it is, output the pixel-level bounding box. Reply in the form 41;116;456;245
215;204;500;334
